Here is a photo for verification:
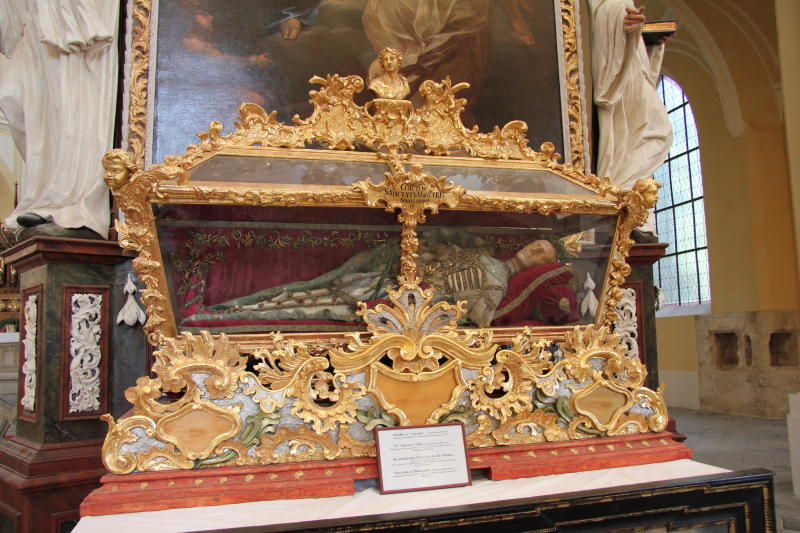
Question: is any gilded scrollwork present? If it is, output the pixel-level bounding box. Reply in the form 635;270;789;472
252;334;364;434
467;352;534;420
599;178;661;325
255;427;340;464
356;161;465;281
127;0;152;169
100;316;669;474
491;409;568;445
150;76;591;186
561;0;587;171
329;283;496;375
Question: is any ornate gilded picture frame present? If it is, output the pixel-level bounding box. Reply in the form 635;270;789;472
125;0;589;171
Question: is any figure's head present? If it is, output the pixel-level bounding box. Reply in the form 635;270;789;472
634;178;661;209
378;48;403;73
192;11;213;30
515;240;558;269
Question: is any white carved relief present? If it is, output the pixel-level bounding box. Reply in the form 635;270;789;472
117;273;146;327
20;294;38;412
614;287;639;360
580;273;598;317
68;293;103;413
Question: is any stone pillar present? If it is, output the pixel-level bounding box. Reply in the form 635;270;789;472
0;237;134;533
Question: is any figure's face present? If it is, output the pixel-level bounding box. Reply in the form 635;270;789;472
515;240;558;269
380;53;400;73
194;12;213;30
643;186;659;207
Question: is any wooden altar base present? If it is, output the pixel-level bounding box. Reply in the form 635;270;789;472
0;436;105;531
80;432;691;516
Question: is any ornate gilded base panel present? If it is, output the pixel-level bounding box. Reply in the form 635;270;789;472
101;282;669;475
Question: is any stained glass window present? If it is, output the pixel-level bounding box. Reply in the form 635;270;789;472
653;76;710;306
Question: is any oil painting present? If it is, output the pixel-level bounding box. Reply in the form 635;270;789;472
149;0;572;164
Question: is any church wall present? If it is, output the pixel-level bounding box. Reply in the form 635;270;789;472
656;315;700;409
775;0;800;311
649;0;800;415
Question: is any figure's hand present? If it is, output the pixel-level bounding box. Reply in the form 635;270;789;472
280;17;302;40
656;33;673;46
623;5;646;33
512;19;536;46
247;52;272;68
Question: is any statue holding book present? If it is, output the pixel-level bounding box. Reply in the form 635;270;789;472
589;0;673;232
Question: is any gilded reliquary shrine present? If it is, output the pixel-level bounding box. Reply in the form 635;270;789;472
88;65;689;512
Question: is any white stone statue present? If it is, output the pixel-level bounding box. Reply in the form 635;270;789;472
0;0;119;238
588;0;672;231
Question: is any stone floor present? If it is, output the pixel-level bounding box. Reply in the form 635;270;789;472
672;407;800;532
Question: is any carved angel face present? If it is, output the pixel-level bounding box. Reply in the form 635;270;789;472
634;178;661;209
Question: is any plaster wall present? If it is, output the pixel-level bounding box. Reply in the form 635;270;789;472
655;316;699;409
776;0;800;311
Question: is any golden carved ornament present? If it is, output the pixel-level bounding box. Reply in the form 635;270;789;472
491;409;568;445
103;151;174;344
558;325;667;436
467;351;534;420
253;334;364;434
255;426;340;464
561;231;590;258
560;0;587;170
330;282;497;375
127;0;152;168
145;74;597;189
126;1;587;170
466;413;497;448
356;160;465;281
338;429;377;459
599;178;661;325
101;332;260;473
99;295;669;474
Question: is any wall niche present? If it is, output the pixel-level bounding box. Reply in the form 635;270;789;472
769;331;798;367
696;310;800;417
711;332;738;370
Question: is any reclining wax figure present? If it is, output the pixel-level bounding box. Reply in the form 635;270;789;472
186;228;579;329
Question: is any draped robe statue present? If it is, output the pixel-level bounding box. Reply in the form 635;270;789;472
589;0;672;231
0;0;119;238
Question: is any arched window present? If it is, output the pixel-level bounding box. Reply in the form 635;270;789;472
653;76;710;307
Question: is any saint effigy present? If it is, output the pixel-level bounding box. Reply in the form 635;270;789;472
188;228;578;329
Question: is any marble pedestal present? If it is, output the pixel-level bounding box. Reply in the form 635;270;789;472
0;237;138;533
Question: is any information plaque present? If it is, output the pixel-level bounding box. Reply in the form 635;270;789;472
374;423;471;494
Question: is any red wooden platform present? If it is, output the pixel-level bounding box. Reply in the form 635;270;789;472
81;432;691;516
